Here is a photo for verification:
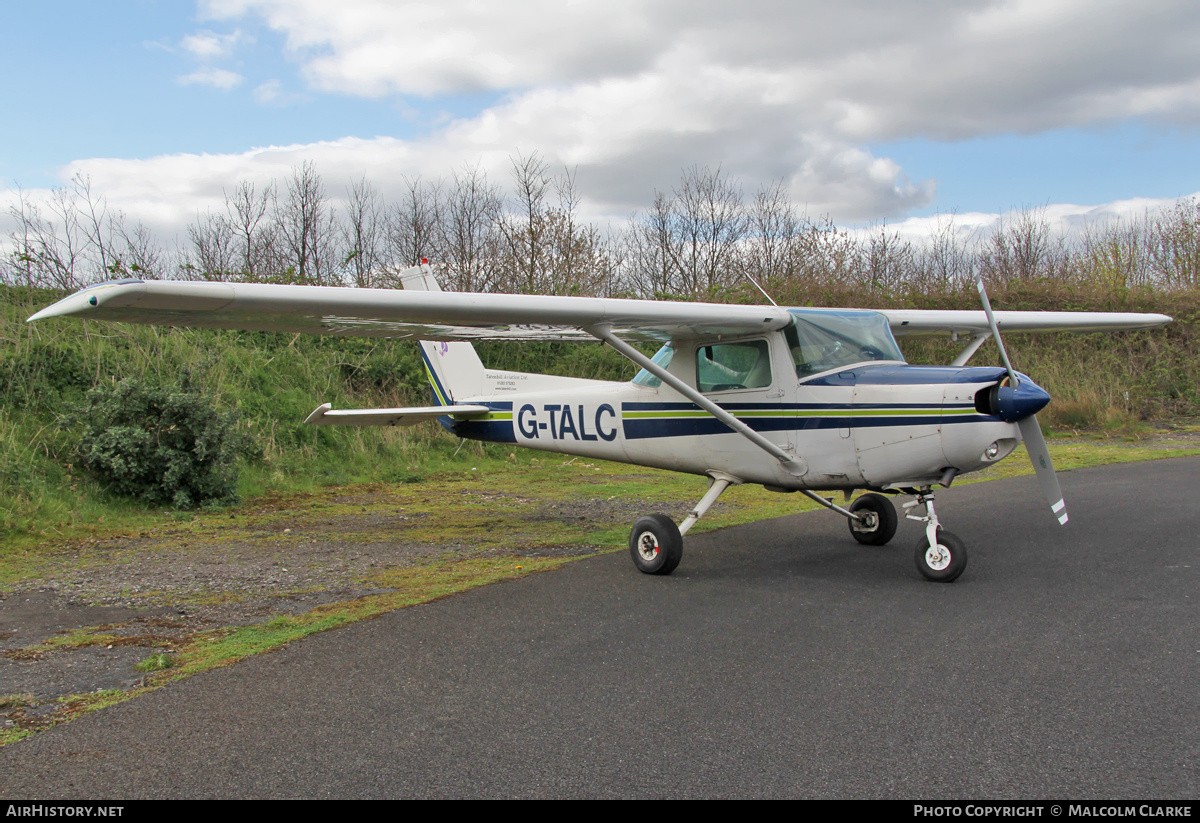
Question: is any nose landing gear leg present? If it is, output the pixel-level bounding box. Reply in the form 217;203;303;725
905;489;967;582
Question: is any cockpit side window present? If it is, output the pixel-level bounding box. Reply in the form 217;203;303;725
696;339;772;393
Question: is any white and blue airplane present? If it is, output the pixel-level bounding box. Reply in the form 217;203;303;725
29;263;1171;582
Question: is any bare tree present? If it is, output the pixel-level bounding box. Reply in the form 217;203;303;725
112;218;168;278
910;215;973;295
742;180;805;295
222;180;275;281
439;164;501;292
74;174;115;277
495;152;554;294
276;161;338;285
860;225;914;296
1079;216;1150;291
185;209;237;281
540;169;618;296
1148;197;1200;289
5;190;84;288
625;166;747;299
341;176;384;288
4;179;112;289
624;190;679;298
980;207;1063;285
386;175;443;276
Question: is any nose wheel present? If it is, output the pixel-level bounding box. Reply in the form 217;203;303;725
914;530;967;582
904;490;968;582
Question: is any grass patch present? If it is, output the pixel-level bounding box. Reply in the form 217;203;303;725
0;694;35;710
133;653;174;673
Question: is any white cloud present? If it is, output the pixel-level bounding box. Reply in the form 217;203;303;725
180;29;248;59
7;0;1197;248
200;0;1200;134
252;79;307;106
177;68;245;90
252;79;281;103
181;1;1200;222
855;193;1200;248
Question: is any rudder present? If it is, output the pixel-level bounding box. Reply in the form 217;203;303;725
398;263;486;404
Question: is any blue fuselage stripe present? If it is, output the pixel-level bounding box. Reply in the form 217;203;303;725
446;402;517;443
441;397;1001;445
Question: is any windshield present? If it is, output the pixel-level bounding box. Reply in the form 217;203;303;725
786;310;904;379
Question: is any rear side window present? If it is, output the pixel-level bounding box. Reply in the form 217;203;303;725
696;340;772;393
632;344;675;387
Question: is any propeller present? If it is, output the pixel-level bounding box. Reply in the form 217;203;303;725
975;274;1069;526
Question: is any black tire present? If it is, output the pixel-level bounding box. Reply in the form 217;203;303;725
629;514;683;575
847;493;898;546
914;529;967;582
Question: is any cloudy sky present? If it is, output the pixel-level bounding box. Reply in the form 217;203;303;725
3;0;1199;240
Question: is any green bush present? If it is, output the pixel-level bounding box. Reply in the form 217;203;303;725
72;374;244;510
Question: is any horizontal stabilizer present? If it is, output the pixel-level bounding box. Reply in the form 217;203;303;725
303;402;490;427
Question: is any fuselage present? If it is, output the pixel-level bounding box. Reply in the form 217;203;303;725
441;319;1029;492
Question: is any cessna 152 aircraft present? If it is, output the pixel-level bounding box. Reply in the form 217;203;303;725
29;263;1171;582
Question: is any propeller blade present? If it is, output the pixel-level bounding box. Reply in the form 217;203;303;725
974;273;1066;525
975;273;1020;386
1018;415;1068;525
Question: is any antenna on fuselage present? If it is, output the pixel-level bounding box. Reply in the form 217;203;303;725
742;272;778;307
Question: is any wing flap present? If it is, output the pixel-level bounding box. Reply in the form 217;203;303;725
303;403;491;427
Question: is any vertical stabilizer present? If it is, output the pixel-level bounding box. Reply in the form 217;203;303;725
398;263;486;403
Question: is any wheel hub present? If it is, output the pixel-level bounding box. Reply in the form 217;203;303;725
925;543;951;571
636;531;660;562
851;511;879;532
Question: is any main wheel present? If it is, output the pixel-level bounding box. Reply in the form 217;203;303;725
629;514;683;575
847;493;898;546
914;529;967;582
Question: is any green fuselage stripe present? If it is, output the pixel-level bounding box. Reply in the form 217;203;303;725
423;362;450;406
622;407;974;420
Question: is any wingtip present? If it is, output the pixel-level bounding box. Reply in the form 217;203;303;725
26;302;74;322
303;403;333;426
26;291;95;322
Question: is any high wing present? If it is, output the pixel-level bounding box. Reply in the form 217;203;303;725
880;308;1171;336
29;277;1171;342
27;278;791;343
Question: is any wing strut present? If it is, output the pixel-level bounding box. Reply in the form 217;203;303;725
586;324;808;478
949;332;992;367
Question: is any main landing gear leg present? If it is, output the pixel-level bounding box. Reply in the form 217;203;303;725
629;472;740;575
799;490;898;546
904;489;968;582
